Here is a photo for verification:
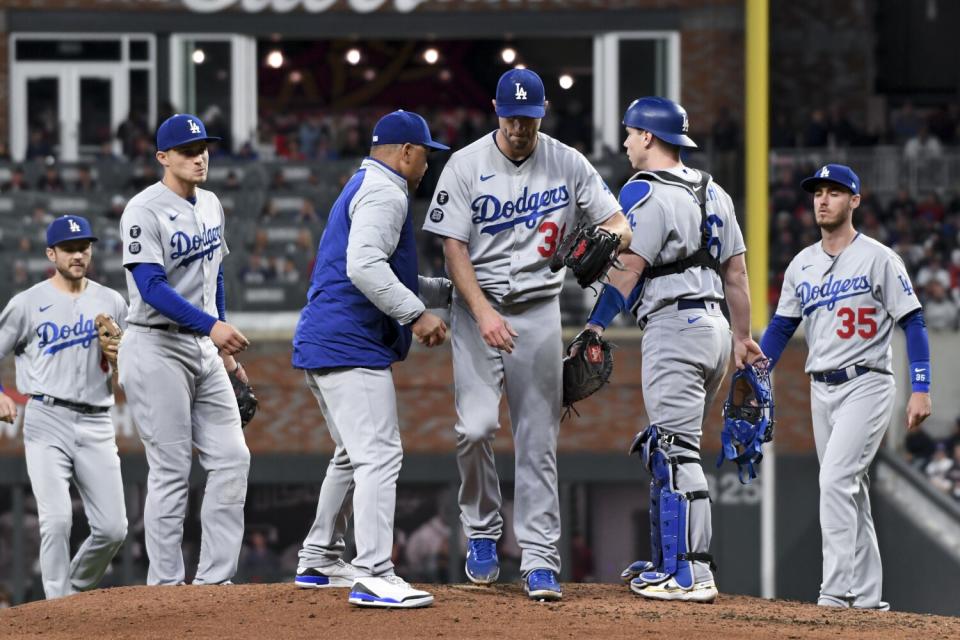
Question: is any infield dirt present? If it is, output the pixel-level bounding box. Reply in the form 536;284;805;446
1;583;957;639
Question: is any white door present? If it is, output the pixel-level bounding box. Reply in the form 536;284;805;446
11;64;126;161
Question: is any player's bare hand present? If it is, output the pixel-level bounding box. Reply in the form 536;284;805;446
412;312;447;348
906;392;932;431
734;336;765;369
210;321;250;355
0;393;17;424
569;323;605;357
478;309;518;353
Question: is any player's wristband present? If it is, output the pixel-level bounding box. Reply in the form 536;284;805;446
587;283;627;329
909;360;931;393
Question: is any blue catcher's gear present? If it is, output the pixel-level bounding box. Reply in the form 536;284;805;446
716;362;775;484
627;425;714;589
622;97;698;149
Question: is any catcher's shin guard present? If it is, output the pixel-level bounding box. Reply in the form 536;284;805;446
629;425;714;589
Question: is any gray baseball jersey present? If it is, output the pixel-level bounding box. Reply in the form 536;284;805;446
0;280;127;406
627;168;745;322
775;233;921;373
422;131;620;304
120;181;228;324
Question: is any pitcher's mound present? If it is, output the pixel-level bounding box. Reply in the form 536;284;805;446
1;583;956;639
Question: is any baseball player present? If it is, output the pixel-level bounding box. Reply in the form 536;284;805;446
291;110;449;609
588;97;763;603
118;114;251;586
0;215;128;599
759;164;931;609
422;68;632;601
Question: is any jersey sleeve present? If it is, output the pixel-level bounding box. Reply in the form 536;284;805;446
573;152;621;226
714;185;746;262
121;205;164;267
627;195;670;265
878;250;922;321
775;260;803;318
217;196;230;258
422;160;472;242
347;187;425;325
0;294;27;360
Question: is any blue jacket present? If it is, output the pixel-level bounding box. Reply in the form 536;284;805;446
293;158;421;369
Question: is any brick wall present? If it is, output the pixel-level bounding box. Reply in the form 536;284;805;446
0;337;817;456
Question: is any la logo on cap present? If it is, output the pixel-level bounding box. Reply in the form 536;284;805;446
819;166;830;178
188;119;201;134
515;83;527;101
68;218;80;233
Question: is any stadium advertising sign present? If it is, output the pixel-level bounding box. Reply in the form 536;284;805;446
181;0;582;12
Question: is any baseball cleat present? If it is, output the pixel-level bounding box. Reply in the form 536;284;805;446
465;538;500;585
295;560;362;588
620;560;655;583
632;577;718;603
524;569;562;602
348;576;434;609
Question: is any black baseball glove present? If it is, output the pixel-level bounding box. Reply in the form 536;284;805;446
229;363;259;428
549;224;621;288
562;329;614;413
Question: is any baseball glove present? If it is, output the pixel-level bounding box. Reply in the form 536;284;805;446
94;313;123;368
229;364;258;428
549;224;621;288
561;329;614;414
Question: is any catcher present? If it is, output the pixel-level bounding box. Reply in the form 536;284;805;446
577;97;764;603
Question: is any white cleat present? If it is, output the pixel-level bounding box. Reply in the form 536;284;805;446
632;577;718;603
348;576;434;609
295;559;363;589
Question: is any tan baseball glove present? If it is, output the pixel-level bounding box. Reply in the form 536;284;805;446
95;313;123;367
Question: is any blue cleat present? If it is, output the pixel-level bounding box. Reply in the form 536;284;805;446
465;538;500;585
525;569;562;601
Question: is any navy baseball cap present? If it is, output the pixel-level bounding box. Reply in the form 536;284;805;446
46;215;98;247
371;110;449;151
156;114;221;152
801;164;860;195
495;68;546;118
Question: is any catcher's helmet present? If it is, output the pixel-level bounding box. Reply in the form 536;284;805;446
622;96;697;149
716;362;775;484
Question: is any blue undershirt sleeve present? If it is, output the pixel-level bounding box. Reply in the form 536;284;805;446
130;263;218;335
758;314;802;370
898;309;931;393
216;266;226;322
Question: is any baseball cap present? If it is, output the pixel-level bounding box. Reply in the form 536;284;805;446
46;215;98;247
800;164;860;195
371;110;449;151
156;114;221;152
495;68;546;118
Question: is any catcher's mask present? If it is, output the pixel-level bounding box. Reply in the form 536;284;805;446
716;362;775;484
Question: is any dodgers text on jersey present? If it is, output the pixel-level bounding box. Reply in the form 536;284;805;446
36;315;98;355
170;224;223;268
797;273;873;316
472;184;570;236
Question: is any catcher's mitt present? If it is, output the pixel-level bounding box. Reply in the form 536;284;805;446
549;224;621;288
229;364;259;428
562;329;614;414
94;313;123;368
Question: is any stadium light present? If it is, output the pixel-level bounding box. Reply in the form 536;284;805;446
559;74;574;90
345;48;361;65
192;49;205;64
267;50;284;69
439;69;452;82
363;68;376;81
501;48;517;64
514;64;526;70
289;70;303;84
423;48;440;65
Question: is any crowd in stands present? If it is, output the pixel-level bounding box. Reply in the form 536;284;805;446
904;420;960;502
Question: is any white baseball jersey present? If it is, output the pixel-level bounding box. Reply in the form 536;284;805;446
0;280;127;406
422;132;620;304
120;182;228;325
775;233;921;374
627;168;745;321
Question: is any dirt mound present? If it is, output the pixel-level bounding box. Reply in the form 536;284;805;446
1;583;956;639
